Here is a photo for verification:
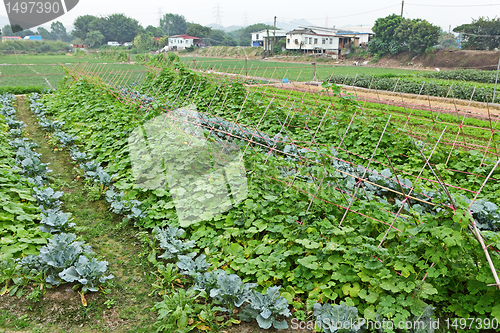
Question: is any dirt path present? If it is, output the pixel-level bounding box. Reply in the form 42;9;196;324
0;96;156;333
270;82;500;121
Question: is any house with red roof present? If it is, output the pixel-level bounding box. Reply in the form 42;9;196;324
167;34;202;50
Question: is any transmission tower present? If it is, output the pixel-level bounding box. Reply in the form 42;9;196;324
214;4;223;26
158;7;163;26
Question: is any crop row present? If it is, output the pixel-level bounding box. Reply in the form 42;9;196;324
326;74;500;104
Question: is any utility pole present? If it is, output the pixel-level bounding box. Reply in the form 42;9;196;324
313;53;317;81
273;16;277;55
400;0;404;19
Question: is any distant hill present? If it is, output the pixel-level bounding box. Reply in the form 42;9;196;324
207;23;243;33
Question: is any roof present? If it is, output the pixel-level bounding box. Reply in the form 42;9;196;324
170;35;201;40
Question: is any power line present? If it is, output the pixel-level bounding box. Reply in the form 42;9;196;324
460;32;500;38
278;4;401;21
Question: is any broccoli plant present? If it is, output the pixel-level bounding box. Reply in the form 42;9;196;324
36;233;92;286
240;286;291;329
105;188;146;221
85;166;116;186
190;270;220;294
313;303;361;333
39;118;64;132
9;138;38;150
70;148;88;163
176;253;210;277
33;187;64;209
80;161;99;173
53;131;76;146
9;128;23;138
19;156;51;178
39;210;75;233
153;226;195;260
209;270;257;312
59;256;114;292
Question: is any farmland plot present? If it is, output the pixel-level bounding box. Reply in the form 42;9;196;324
1;54;500;332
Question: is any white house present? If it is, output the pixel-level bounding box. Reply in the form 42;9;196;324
339;26;374;45
285;27;359;57
251;29;287;50
168;35;202;50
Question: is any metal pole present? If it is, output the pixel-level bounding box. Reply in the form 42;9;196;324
273;16;277;55
313;53;317;81
400;0;404;19
492;55;500;104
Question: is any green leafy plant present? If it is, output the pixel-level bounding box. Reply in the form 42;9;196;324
209;270;257;312
154;226;195;260
32;187;64;209
176;254;210;277
240;286;291;329
59;255;114;292
39;210;75;233
152;288;200;333
313;303;361;333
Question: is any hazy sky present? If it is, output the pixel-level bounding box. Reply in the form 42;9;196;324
1;0;499;31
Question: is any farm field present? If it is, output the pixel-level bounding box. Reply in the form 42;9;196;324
1;53;500;333
179;56;420;82
0;54;147;88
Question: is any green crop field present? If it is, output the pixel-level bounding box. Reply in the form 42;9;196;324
179;56;420;82
0;54;147;88
1;52;500;333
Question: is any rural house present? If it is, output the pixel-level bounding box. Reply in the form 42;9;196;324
167;35;202;50
285;26;359;58
251;29;287;51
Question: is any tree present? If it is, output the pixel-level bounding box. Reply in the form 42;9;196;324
437;32;459;49
208;29;226;45
228;23;277;46
72;15;98;40
454;17;500;50
2;25;12;36
105;14;141;43
160;13;189;36
369;14;440;55
406;19;440;54
50;21;68;41
368;14;401;55
85;30;105;48
145;25;164;38
37;27;51;40
187;24;211;42
133;32;155;51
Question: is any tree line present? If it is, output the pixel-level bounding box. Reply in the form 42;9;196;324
1;12;498;53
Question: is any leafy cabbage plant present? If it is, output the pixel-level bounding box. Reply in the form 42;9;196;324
59;256;114;292
53;131;76;146
33;187;64;209
38;118;64;132
153;226;195;260
240;286;291;329
313;303;361;333
39;210;75;233
36;233;92;286
176;253;210;277
209;270;257;312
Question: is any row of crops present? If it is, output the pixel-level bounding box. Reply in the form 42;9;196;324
249;85;500;152
325;68;500;105
2;55;500;332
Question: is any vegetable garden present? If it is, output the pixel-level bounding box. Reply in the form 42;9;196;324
1;53;500;332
